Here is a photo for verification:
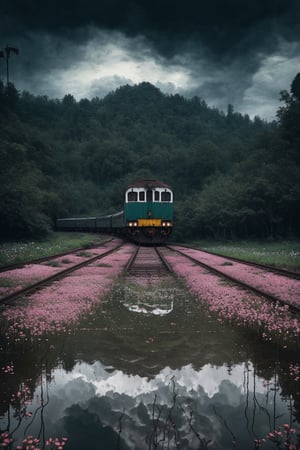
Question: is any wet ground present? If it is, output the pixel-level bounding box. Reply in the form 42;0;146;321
0;277;299;449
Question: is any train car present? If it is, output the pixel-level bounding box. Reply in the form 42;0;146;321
56;214;123;234
96;211;125;236
56;179;173;245
96;214;115;230
56;217;97;232
124;179;173;244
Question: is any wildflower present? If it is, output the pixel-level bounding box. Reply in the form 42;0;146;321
0;432;13;447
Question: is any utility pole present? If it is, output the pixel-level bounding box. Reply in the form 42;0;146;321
0;46;19;86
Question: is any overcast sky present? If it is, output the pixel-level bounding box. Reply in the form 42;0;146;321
1;0;299;120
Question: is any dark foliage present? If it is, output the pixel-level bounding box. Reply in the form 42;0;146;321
0;76;299;240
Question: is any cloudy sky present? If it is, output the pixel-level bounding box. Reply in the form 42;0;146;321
1;0;299;120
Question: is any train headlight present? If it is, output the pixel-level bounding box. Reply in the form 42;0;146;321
128;221;138;227
162;221;171;227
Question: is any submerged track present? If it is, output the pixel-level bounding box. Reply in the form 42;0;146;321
2;240;299;315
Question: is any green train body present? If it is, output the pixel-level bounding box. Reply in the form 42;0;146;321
124;179;173;244
56;179;173;245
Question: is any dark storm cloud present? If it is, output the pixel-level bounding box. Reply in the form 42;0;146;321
2;0;299;58
1;0;299;118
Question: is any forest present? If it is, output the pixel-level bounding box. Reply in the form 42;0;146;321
0;74;299;241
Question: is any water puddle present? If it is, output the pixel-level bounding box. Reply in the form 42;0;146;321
0;278;299;449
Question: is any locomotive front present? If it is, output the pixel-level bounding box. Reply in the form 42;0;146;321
125;179;173;245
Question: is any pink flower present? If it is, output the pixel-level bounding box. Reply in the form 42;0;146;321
1;242;134;342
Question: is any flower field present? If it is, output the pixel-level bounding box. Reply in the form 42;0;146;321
163;250;300;346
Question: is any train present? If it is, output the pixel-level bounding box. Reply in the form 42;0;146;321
56;179;173;245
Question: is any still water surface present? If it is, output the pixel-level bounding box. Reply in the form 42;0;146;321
1;280;299;449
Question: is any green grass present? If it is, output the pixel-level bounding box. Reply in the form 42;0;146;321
187;240;300;271
44;261;61;267
0;278;17;288
75;251;94;258
0;232;108;267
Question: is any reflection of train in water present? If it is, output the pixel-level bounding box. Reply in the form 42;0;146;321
56;179;173;245
124;301;174;316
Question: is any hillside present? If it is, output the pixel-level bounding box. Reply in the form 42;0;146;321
0;78;299;240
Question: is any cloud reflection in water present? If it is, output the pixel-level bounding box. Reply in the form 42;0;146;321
33;360;294;449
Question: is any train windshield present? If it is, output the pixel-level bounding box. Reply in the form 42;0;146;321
161;191;171;202
126;187;173;203
128;191;138;202
146;190;153;202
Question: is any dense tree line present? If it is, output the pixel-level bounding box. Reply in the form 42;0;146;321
0;76;299;240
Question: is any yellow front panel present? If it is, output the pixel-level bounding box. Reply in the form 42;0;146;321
138;219;162;227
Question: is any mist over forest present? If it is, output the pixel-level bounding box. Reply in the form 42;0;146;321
0;74;299;241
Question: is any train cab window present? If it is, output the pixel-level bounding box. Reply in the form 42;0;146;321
128;191;138;202
154;191;160;201
139;191;145;201
146;189;153;202
161;191;171;202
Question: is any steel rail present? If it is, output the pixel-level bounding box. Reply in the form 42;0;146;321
173;244;300;280
155;247;173;273
0;241;124;304
124;245;140;273
125;246;174;277
166;245;300;314
0;238;113;273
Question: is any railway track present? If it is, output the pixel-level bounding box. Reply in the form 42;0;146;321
125;246;173;278
176;244;300;280
166;245;300;314
0;240;124;304
2;240;299;316
0;238;113;273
